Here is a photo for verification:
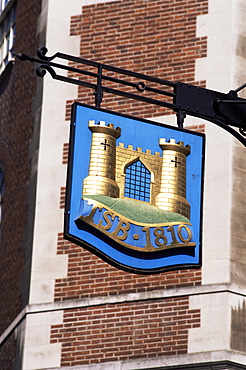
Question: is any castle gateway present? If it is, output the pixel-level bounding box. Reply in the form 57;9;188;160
64;103;205;274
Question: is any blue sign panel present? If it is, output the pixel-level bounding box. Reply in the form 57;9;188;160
64;103;205;274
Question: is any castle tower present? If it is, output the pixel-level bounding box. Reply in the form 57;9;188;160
83;120;121;198
155;138;191;219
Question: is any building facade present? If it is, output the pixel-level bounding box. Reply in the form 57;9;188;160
0;0;246;369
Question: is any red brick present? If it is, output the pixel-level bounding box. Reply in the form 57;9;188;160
51;297;200;366
65;0;208;120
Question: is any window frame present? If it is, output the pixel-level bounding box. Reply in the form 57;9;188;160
0;0;11;13
0;0;16;74
124;159;151;203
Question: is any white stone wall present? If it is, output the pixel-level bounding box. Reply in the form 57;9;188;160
29;0;82;306
187;0;246;358
22;0;81;368
196;0;235;286
22;311;63;370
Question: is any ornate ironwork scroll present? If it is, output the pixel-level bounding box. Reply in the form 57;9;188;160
15;47;246;146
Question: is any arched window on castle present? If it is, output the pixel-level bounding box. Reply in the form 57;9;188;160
124;160;151;202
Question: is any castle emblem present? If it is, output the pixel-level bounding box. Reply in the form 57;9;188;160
76;120;195;252
65;103;204;273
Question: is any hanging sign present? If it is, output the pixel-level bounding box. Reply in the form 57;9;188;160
64;103;205;274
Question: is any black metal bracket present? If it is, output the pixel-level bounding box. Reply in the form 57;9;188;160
15;47;246;147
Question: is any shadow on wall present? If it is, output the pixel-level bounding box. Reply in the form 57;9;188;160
231;300;246;352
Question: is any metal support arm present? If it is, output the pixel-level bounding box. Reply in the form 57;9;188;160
15;47;246;146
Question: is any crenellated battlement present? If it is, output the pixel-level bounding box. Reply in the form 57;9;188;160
117;142;161;157
88;120;121;138
159;138;190;156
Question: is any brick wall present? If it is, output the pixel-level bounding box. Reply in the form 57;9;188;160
185;124;205;133
0;332;17;370
50;296;200;366
55;234;201;301
66;0;208;120
0;0;42;335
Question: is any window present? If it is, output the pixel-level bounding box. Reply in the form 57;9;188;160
124;160;151;202
0;0;16;74
0;167;3;239
1;0;11;13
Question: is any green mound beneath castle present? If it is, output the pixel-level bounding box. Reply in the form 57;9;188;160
84;195;190;224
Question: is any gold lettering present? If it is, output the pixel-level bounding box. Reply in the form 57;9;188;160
142;226;154;250
177;224;192;244
98;210;115;230
83;205;99;224
167;225;179;245
153;227;167;248
111;218;130;241
81;199;195;251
